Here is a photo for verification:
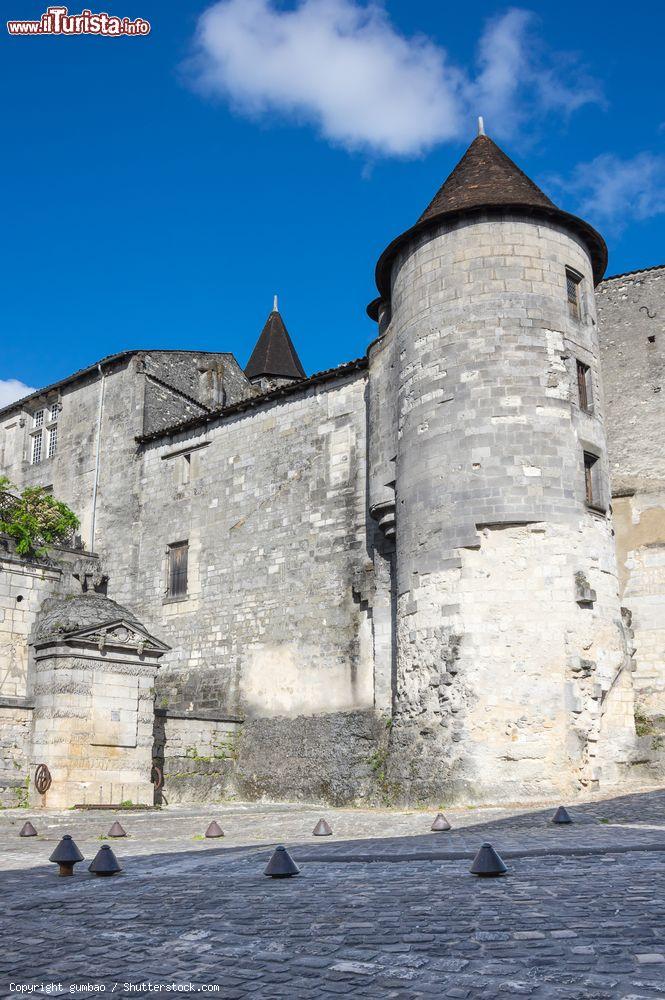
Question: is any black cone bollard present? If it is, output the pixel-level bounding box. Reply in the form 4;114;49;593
431;813;451;832
19;821;38;837
107;821;127;838
312;818;333;836
264;845;300;878
49;835;84;876
205;821;224;838
470;842;507;877
551;806;572;824
89;844;122;877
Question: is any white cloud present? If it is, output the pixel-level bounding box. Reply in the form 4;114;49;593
471;8;603;139
554;152;665;230
0;379;35;408
187;1;601;157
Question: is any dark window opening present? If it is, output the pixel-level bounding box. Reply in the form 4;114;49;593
583;452;604;510
576;360;593;412
168;541;188;597
566;268;583;321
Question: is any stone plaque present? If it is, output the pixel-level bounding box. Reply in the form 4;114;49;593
90;671;139;748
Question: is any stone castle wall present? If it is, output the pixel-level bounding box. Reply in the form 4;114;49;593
125;370;387;803
0;256;663;808
597;266;665;730
381;213;636;803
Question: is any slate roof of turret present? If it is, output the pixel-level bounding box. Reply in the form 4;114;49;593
417;134;556;221
369;133;607;315
245;308;306;381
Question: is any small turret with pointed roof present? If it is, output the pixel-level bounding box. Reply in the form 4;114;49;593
369;124;606;316
245;297;306;387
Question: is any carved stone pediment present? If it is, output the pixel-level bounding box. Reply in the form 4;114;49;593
60;618;170;653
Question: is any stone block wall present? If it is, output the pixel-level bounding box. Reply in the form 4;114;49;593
154;711;240;805
0;703;31;807
0;548;62;700
382;212;636;803
130;371;374;729
598;267;665;729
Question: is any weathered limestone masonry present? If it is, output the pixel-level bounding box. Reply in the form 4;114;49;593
1;132;663;808
0;350;251;552
368;135;639;803
30;594;168;808
597;266;665;740
135;367;386;805
0;538;101;805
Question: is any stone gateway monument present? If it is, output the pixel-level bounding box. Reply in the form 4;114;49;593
1;130;664;808
30;595;169;808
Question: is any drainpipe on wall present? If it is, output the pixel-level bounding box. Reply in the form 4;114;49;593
90;362;106;551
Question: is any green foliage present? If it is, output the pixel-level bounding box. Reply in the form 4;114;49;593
14;775;29;808
0;478;79;558
634;705;656;738
119;800;134;808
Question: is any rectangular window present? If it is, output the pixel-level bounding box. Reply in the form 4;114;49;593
47;425;58;459
180;453;191;486
576;361;593;412
583;452;603;510
566;268;583;321
167;541;188;597
49;402;59;423
33;409;44;429
31;433;42;464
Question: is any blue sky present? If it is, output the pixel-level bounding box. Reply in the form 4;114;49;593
1;0;663;404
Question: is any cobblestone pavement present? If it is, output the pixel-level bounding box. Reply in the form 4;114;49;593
1;789;665;998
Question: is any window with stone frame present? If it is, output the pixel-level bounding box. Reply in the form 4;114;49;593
167;541;188;597
30;430;42;465
576;360;594;413
566;267;584;322
583;451;604;510
47;424;58;459
29;401;60;464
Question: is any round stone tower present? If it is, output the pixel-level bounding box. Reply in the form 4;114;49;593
367;129;637;803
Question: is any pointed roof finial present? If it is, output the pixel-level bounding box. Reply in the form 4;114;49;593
245;303;306;382
273;294;279;312
477;116;485;136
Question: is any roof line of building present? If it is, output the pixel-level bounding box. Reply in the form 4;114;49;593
601;263;665;282
136;357;368;444
143;371;212;414
0;349;241;420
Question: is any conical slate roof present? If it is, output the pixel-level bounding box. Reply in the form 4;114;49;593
369;132;607;311
245;307;306;382
417;134;555;221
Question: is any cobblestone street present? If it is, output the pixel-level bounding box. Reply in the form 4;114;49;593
2;789;665;999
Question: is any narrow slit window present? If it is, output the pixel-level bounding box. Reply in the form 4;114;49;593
583;452;603;510
576;361;593;412
566;268;583;321
168;541;188;597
